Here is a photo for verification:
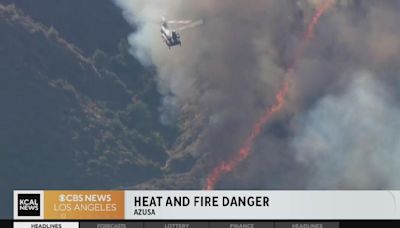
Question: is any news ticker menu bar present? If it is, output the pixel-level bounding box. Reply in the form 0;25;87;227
7;221;400;228
14;190;400;220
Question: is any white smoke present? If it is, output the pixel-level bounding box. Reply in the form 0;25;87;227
113;0;400;190
113;0;206;101
292;72;400;189
113;0;299;161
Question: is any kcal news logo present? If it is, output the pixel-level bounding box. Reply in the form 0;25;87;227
17;194;41;216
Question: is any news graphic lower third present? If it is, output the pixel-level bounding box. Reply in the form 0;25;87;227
4;190;400;228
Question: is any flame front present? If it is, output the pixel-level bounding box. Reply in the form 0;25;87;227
204;0;335;190
204;81;289;190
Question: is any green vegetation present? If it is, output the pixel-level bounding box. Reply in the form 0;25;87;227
0;0;132;54
0;4;180;194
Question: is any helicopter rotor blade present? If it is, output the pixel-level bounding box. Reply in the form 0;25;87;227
175;19;204;31
167;20;194;24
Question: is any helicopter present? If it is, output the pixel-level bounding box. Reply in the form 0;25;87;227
160;17;203;49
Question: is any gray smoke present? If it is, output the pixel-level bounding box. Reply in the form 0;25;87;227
114;0;400;189
113;0;300;160
284;0;400;189
292;72;400;189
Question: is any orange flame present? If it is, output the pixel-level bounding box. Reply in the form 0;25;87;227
204;0;334;190
304;0;334;40
204;81;289;190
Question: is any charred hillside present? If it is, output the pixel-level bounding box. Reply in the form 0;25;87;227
0;0;132;54
0;4;181;216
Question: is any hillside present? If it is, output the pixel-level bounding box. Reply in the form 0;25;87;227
0;0;132;54
1;0;384;220
0;4;181;217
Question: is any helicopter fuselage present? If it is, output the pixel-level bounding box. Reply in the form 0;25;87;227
161;23;181;48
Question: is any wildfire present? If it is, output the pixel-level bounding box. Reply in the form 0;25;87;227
204;81;289;190
304;0;334;40
204;0;335;190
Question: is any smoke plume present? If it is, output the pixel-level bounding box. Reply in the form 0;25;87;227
114;0;299;162
293;72;400;189
115;0;400;189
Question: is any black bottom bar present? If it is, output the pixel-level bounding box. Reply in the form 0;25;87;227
0;220;13;228
340;221;400;228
